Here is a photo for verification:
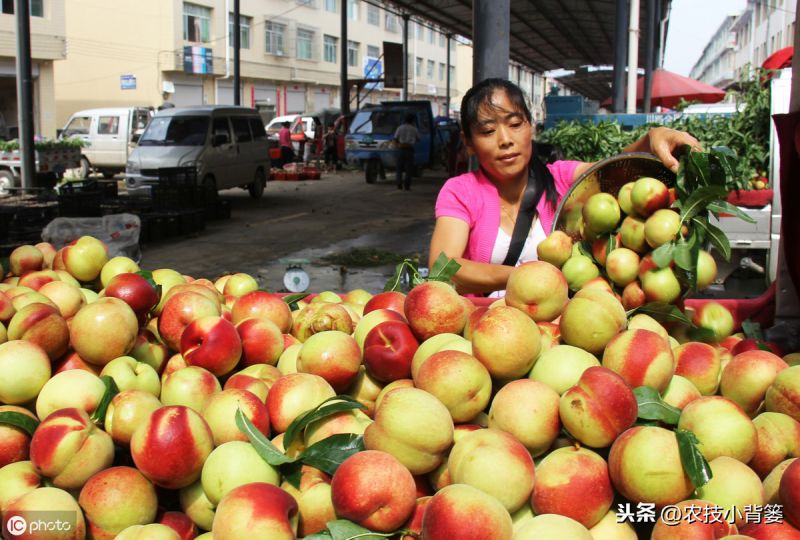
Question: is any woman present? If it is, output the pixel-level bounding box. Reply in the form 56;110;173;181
429;78;700;296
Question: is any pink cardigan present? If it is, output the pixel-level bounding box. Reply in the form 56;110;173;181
435;161;580;263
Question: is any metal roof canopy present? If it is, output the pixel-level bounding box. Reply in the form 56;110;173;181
382;0;671;81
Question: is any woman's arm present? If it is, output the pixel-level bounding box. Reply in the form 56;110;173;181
428;216;514;295
623;126;701;173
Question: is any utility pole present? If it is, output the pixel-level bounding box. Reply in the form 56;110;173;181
15;0;34;189
233;0;240;105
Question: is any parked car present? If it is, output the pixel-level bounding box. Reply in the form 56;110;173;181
125;106;269;199
59;107;153;178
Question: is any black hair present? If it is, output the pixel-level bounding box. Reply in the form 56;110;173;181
460;78;557;209
282;121;290;127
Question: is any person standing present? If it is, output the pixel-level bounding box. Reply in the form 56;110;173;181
323;124;338;171
393;113;420;191
278;121;294;167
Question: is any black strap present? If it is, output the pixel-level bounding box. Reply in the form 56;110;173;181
501;152;552;266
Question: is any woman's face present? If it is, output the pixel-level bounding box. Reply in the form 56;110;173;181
464;89;532;184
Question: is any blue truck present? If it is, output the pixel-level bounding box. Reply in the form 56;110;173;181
345;100;454;184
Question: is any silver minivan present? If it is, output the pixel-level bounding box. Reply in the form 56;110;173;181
125;106;269;199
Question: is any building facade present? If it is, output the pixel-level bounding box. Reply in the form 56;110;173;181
52;0;460;130
0;0;65;138
689;15;738;88
729;0;796;82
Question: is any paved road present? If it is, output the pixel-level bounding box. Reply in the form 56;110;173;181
138;167;448;293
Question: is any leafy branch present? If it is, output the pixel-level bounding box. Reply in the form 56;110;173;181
384;252;461;292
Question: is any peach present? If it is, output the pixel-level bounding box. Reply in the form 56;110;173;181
363;290;406;316
353;307;407;350
411;332;472;379
651;499;737;539
70;297;139;365
178;481;215;532
104;390;162;446
115;524;181;539
78;466;158;539
200;441;280;505
661;375;702;409
9;245;43;276
303;408;372;446
0;340;51;405
129;328;169;375
158;290;221;352
0;406;37;468
413;349;492;423
235;317;284;367
749;412;800;478
403;280;467;341
280;466;336;537
559;366;638;448
766;365;800;421
160;366;221;412
38;280;85;319
276;342;301;374
98;256;140;288
211;482;298;540
631;176;669;216
696;456;765;526
157;511;197;540
180;315;242;377
130;405;214;489
421;483;513;540
448;428;535;512
104;272;159;325
693;302;735;342
601;328;675;393
641;266;682;304
562;254;600;290
504;261;569;322
345;366;384;418
2;486;86;539
609;426;694;505
100;356;161;396
266;372;336;433
536;230;573;268
559;288;626;355
531;445;613;528
763;457;797;504
605;247;641;286
677;396;758;463
740;520;800;539
588;510;637;539
627;312;669;341
0;461;41;512
201;388;270;445
781;458;800;528
291;301;354;342
297;330;362;392
363;320;419;382
488;379;561;456
231;291;292;333
470;306;542;380
331;450;417;532
29;408;114;490
52;350;100;376
674;341;722;395
17;269;59;291
7;302;70;360
721;349;789;415
515;514;592;539
364;387;454;475
60;236;109;282
35;369;106;420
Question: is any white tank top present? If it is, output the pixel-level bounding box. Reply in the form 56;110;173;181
488;218;548;298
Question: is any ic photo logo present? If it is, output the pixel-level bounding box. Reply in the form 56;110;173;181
5;516;26;537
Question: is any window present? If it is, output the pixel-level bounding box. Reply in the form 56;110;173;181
449;39;456;52
232;117;253;143
212;118;231;146
62;117;91;137
347;0;358;20
347;40;359;67
1;0;43;17
296;0;317;7
367;45;380;59
297;28;314;60
415;57;422;76
385;13;399;32
97;116;120;135
428;28;435;44
324;0;336;12
439;62;445;80
367;4;379;25
439;33;445;47
229;14;251;49
427;59;434;78
183;3;211;43
449;65;455;81
265;21;285;55
249;118;266;140
416;22;423;40
324;35;338;63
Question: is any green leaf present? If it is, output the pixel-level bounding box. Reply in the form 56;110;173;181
687;326;718;343
235;408;295;466
427;252;461;284
684;149;711;187
673;242;694;272
304;533;333;540
90;376;119;427
383;260;419;292
283;395;366;450
742;319;765;342
707;200;756;224
301;434;365;477
578;240;593;259
630;302;692;325
281;461;303;490
634;386;682;425
0;411;39;436
326;520;394;540
679;185;728;223
606;233;617;256
651;242;675;269
135;270;158;290
692;217;731;261
283;293;310;311
676;429;713;489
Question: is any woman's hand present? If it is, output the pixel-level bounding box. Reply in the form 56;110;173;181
625;127;701;173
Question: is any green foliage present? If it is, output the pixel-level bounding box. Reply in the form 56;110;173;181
0;137;87;152
538;68;771;183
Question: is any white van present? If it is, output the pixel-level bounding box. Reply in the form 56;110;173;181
125;106;270;198
60;107;152;178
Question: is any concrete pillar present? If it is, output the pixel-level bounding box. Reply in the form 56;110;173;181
472;0;510;83
612;0;628;112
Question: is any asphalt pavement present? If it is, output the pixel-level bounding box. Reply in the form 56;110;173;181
138;166;447;294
